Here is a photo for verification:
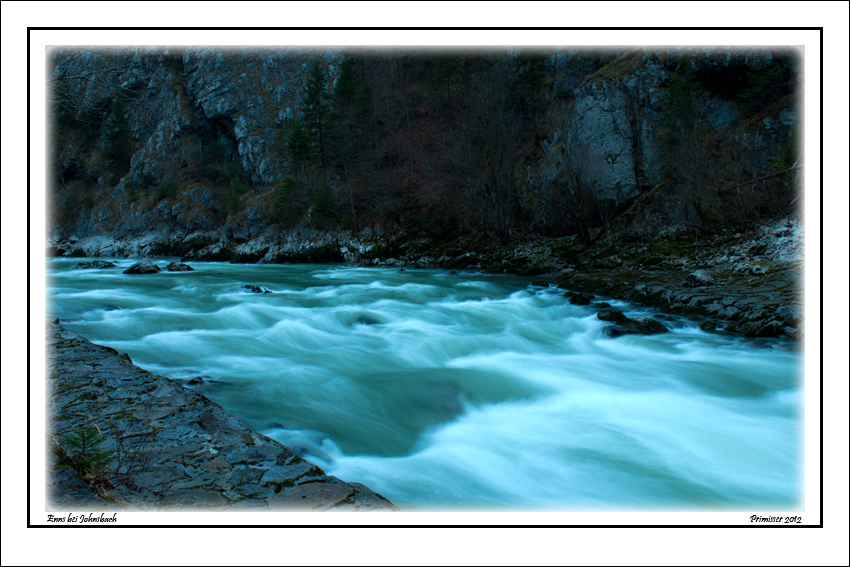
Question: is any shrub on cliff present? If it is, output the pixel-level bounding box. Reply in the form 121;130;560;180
156;180;178;201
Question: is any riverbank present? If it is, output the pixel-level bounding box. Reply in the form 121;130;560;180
46;319;398;511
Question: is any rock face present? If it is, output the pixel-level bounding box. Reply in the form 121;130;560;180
528;48;797;218
46;320;397;511
47;47;797;261
73;261;116;270
49;46;342;250
123;259;161;274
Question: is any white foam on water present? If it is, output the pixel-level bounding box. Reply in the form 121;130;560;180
47;261;803;510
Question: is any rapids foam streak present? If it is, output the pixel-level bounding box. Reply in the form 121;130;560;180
47;258;802;510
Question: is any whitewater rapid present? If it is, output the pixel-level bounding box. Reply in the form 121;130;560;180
47;258;802;510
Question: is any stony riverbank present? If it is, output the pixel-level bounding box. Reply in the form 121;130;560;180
368;217;804;340
46;319;398;511
550;218;804;340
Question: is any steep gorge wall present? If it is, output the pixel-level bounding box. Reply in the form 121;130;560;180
50;46;341;250
48;47;799;259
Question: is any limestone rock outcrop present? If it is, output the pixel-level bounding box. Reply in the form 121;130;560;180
49;47;797;260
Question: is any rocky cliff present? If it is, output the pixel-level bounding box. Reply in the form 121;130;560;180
48;46;799;260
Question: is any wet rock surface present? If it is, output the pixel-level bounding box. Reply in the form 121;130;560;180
123;259;161;274
46;320;397;512
596;309;629;323
555;217;804;340
567;292;594;305
165;261;194;272
558;262;801;339
601;315;668;338
73;261;117;270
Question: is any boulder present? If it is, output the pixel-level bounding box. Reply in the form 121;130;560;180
73;261;117;270
603;316;668;338
123;259;161;274
568;292;594;305
531;280;551;287
597;309;629;323
684;270;715;288
166;261;195;272
244;284;271;294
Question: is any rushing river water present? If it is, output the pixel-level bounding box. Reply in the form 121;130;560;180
46;258;803;510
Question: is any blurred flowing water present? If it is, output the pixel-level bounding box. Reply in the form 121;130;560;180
46;258;803;510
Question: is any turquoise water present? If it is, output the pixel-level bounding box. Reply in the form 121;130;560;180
46;258;803;510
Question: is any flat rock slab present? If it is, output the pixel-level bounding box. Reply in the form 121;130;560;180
267;482;356;511
46;320;397;512
73;261;117;270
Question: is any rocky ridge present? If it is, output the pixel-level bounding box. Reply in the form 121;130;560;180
46;320;397;511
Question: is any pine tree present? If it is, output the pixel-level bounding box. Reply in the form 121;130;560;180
285;118;310;175
303;60;331;167
104;99;132;171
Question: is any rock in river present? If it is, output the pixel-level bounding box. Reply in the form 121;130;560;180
567;292;594;305
596;309;629;323
166;261;195;272
73;261;116;270
602;316;668;338
245;284;272;294
123;259;161;274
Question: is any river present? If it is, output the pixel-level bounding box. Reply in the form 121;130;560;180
46;258;802;510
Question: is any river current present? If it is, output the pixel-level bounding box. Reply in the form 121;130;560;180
46;258;802;510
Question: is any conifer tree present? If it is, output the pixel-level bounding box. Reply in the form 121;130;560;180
303;60;331;167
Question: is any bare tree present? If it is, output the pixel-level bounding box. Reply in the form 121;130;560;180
524;100;612;246
446;57;522;243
